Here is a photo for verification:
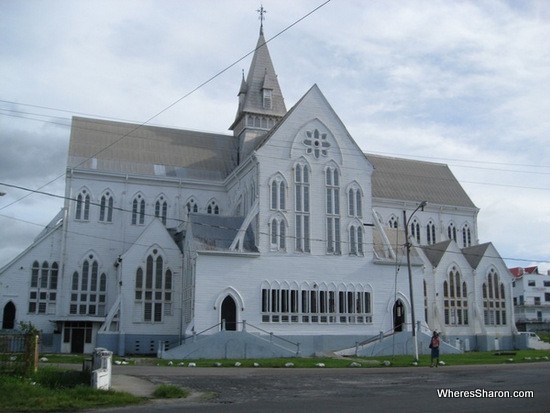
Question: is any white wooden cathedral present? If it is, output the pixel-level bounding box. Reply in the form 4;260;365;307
0;24;516;357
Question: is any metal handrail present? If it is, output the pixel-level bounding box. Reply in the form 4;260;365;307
159;320;301;356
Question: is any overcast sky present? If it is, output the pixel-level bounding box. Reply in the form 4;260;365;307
1;0;549;272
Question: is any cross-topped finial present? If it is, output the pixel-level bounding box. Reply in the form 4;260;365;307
257;5;267;34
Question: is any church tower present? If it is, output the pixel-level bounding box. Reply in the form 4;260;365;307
230;18;287;163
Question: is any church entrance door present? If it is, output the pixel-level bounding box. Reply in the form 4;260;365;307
221;296;237;331
2;302;16;329
393;299;405;332
71;329;85;353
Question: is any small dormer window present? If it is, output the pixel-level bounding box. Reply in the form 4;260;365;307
263;89;272;109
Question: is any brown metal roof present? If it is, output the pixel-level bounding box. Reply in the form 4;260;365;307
68;117;237;180
365;154;477;209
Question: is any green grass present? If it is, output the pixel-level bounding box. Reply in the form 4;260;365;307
0;368;143;412
155;349;550;368
4;350;549;411
39;349;550;369
152;384;189;399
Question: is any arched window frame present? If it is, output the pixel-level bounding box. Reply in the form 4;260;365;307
483;268;507;326
448;222;457;242
443;265;468;326
186;198;198;214
325;164;341;255
155;195;168;225
410;218;421;244
462;223;472;247
131;194;146;225
75;188;91;221
134;248;173;323
426;220;436;245
69;254;106;316
294;160;311;253
388;215;398;229
348;221;364;256
269;214;287;252
260;280;372;324
99;191;114;223
28;261;58;314
269;174;287;211
347;183;363;219
206;200;220;215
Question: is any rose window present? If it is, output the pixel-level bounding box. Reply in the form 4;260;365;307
303;129;330;159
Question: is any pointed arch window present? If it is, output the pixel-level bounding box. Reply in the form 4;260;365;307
443;266;468;325
70;254;106;316
132;194;145;225
462;224;472;247
348;186;363;218
207;200;219;215
388;216;398;229
270;176;286;211
186;198;198;213
448;222;457;242
99;191;114;223
349;224;364;256
483;269;507;325
410;218;421;244
424;280;428;323
426;220;436;245
270;216;286;251
261;282;372;324
75;189;90;221
155;196;168;225
28;261;58;314
326;166;341;254
294;163;310;253
135;250;172;323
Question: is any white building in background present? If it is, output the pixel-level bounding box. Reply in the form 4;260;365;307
0;26;516;357
511;266;550;332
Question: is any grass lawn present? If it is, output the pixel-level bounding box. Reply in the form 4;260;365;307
151;349;550;368
0;368;143;412
38;349;550;369
9;349;546;411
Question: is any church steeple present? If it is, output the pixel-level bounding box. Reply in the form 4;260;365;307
230;16;287;162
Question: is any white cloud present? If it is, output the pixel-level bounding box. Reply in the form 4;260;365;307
0;0;548;271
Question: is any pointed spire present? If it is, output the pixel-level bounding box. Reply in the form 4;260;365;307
229;11;287;163
230;27;286;131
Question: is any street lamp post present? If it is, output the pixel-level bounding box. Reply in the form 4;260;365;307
403;200;427;362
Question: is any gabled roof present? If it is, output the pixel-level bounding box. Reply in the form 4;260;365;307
365;154;477;208
421;240;452;267
509;266;539;278
462;242;492;269
188;214;258;253
68;117;237;181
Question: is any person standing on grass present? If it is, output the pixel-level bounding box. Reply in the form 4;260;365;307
430;331;440;367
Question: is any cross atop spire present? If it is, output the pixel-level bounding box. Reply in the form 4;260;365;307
257;5;267;34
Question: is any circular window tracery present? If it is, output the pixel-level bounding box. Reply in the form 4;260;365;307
303;129;330;158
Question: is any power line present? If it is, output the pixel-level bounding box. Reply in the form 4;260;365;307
0;181;548;265
0;0;333;212
1;208;547;266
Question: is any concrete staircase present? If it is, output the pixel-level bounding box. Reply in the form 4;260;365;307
160;330;300;360
335;330;462;357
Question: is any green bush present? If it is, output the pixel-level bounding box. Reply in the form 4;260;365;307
152;384;189;399
33;367;90;389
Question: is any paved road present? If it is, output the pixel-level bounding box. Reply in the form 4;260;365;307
94;362;550;413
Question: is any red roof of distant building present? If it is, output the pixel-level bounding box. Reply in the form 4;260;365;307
508;266;539;278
